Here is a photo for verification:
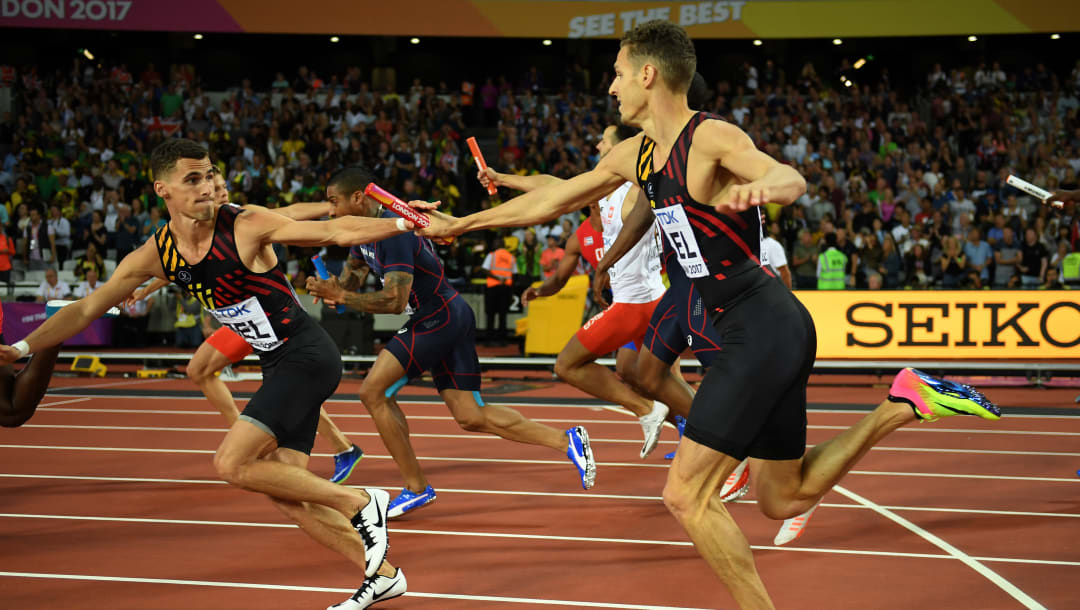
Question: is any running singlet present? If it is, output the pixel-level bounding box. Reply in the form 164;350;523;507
349;210;459;316
636;111;770;306
153;204;309;357
598;182;665;304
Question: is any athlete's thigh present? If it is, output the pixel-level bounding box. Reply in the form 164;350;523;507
431;304;482;392
363;348;410;395
439;388;485;424
642;292;686;366
668;434;741;497
188;340;234;377
268;445;311;469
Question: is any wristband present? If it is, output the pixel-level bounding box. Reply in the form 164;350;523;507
395;217;408;232
12;340;30;358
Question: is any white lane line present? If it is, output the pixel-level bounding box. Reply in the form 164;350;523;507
51;378;170;391
833;485;1047;610
35;398;91;408
8;428;1080;459
2;444;1078;481
0;571;711;610
2;474;1079;520
33;406;1080;437
4;512;1078;568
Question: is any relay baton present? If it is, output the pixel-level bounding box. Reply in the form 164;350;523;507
310;255;345;313
467;136;498;195
364;183;430;228
1006;175;1063;208
364;183;454;245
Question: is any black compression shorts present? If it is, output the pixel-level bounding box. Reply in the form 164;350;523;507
239;321;342;454
686;269;817;461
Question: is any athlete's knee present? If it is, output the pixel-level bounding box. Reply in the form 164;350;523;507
186;360;215;384
553;351;581;380
357;382;386;412
662;474;701;522
213;451;251;488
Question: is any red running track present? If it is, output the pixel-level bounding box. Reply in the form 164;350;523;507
0;376;1078;609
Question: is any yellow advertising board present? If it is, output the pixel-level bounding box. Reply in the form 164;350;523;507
523;274;590;355
795;291;1080;359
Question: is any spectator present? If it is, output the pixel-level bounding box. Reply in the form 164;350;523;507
482;235;515;345
0;230;14;288
904;243;933;288
540;235;564;280
791;229;818;289
47;204;71;264
1018;227;1048;288
174;292;204;348
83;209;107;254
963;228;993;288
73;267;102;298
880;234;903;288
116;284;156;347
993;227;1022;288
114;203;140;261
22;207;53;270
817;232;847;290
515;228;542;288
74;242;106;280
36;267;71;302
939;235;967;288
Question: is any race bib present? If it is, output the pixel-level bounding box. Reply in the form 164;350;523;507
654;204;707;278
209;296;283;352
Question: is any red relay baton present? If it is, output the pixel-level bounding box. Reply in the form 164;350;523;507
364;183;431;228
467;136;498;195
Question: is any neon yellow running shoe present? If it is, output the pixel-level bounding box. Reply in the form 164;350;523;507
889;368;1001;422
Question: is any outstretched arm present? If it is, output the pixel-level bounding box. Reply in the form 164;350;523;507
0;243;162;363
417;137;639;238
595;188;654;277
239;205;409;248
478;167;564;193
245;201;332;220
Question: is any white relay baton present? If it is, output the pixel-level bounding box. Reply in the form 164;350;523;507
1006;175;1063;208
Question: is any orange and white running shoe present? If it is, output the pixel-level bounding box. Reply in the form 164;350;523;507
718;460;750;502
773;501;821;546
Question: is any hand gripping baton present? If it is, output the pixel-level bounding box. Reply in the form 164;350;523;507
310;255;345;313
467;136;498;195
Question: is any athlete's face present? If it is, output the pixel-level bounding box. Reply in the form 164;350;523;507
212;173;229;205
327;184;379;218
610;47;648;127
154;156;215;222
596;126;617;159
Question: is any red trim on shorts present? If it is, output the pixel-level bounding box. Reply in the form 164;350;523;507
206;326;253;363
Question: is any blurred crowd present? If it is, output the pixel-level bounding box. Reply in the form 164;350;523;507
2;50;1079;302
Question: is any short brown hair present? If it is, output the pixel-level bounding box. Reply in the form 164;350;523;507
620;20;696;94
150;138;208;180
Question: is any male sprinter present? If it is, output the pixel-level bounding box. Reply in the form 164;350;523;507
482;124;670;458
1;139;412;609
132;167;365;483
415;21;1000;608
305;167;596;519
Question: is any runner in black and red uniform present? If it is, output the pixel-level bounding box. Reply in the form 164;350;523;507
415;21;1000;608
305;167;596;520
0;139;414;609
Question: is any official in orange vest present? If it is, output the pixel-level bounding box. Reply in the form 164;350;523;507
482;235;515;345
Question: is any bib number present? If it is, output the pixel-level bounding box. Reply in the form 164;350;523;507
654;205;707;278
210;296;283;352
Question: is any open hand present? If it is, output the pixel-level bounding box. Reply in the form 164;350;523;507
306;276;346;307
717;182;771;213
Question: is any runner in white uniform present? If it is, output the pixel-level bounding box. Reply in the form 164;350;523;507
481;124;671;458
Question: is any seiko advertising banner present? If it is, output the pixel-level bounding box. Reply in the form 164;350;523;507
1;0;1077;38
795;291;1080;359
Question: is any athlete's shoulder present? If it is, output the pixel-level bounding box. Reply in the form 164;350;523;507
693;117;755;157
